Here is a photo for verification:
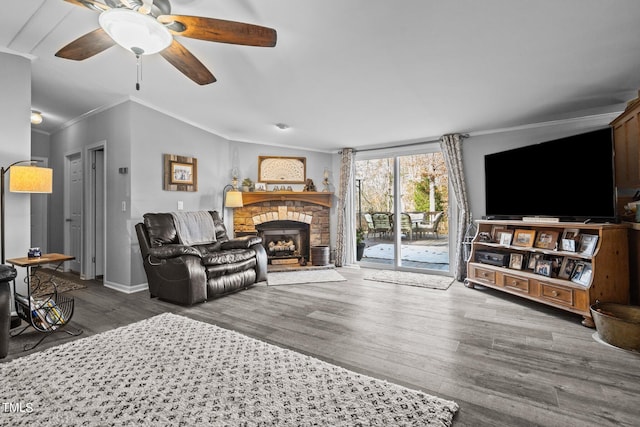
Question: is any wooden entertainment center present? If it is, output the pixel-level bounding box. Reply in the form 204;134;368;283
466;219;629;326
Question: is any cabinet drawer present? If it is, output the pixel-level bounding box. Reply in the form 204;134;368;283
540;283;573;306
503;274;529;293
471;266;496;284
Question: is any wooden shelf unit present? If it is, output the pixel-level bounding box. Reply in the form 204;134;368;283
466;220;629;326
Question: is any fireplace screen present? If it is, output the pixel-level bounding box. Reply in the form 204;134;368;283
256;221;310;264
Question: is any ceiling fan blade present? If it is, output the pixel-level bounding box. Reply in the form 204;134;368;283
160;39;216;85
63;0;110;12
55;28;116;60
158;15;277;47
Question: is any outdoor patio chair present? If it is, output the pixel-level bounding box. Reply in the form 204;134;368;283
416;211;444;239
388;213;413;240
363;213;375;237
399;213;414;240
371;212;392;238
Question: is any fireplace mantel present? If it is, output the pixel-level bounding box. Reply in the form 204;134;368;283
242;191;333;208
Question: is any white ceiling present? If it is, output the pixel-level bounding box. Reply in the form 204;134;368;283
4;0;640;152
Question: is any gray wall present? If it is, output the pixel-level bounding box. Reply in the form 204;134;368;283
463;113;620;220
43;96;622;291
0;52;32;290
48;100;337;291
49;102;132;289
31;130;50;159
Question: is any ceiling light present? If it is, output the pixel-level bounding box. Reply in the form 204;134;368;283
30;110;43;125
99;8;172;56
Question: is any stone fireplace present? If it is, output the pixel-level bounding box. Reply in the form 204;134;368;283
232;192;332;264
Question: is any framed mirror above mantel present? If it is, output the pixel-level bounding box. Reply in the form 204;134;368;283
241;191;333;208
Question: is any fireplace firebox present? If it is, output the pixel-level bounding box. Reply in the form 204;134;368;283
255;221;310;264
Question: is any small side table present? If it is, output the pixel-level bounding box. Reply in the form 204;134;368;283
7;253;82;350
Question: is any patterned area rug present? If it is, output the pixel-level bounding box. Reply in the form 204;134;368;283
1;313;458;426
30;268;87;297
364;269;455;290
267;268;347;286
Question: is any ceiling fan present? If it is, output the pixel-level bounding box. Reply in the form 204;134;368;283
55;0;277;86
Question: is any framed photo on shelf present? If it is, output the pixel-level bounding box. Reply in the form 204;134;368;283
499;232;513;246
491;225;507;241
560;228;580;252
578;234;599;256
533;259;553;277
548;255;564;277
509;253;524;270
560;238;576;252
571;262;592;286
512;229;536;247
534;230;560;250
559;257;578;279
527;253;544;270
254;182;267;191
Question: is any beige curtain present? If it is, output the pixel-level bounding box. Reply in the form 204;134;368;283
335;148;354;266
440;134;470;281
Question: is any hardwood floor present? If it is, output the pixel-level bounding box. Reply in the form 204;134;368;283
4;267;640;426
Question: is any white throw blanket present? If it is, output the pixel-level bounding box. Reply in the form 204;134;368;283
171;211;217;245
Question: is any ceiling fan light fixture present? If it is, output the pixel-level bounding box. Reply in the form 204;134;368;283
99;8;172;55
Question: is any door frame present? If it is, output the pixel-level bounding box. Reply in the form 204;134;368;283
353;146;455;274
85;141;107;280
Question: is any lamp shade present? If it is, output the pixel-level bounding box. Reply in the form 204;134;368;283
225;190;244;208
9;165;53;193
99;8;173;55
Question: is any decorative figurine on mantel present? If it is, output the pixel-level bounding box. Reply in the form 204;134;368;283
303;179;316;192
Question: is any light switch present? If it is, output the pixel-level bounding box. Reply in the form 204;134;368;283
177;201;184;210
121;201;126;212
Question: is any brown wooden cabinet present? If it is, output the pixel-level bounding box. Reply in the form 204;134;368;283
466;220;629;326
611;99;640;211
629;225;640;305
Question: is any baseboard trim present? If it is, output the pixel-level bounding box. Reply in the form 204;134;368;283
104;281;148;294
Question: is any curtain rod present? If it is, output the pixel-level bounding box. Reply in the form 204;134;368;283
344;133;469;153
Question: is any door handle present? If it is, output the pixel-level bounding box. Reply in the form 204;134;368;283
65;218;72;222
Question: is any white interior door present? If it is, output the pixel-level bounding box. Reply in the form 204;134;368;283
66;153;82;273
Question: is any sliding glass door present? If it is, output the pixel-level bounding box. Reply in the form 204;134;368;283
356;150;450;273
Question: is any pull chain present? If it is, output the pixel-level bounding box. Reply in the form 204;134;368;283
136;54;142;91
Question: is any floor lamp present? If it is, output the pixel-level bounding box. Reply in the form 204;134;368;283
1;161;53;264
221;184;243;221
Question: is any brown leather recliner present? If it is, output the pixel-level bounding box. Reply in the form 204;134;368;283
135;211;267;305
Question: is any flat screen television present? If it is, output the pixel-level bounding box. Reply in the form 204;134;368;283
484;128;617;222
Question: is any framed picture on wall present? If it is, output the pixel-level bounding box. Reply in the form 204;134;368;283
258;156;306;183
170;162;194;185
163;154;198;192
